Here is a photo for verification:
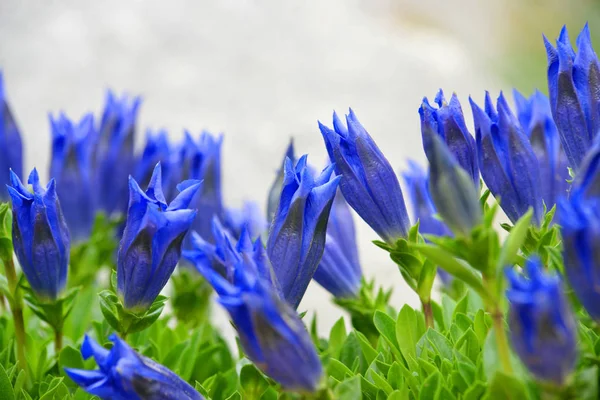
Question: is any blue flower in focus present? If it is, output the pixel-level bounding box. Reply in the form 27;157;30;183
544;24;600;169
266;155;340;309
319;109;411;244
94;90;141;216
513;90;570;209
0;72;23;201
267;139;295;224
506;257;577;384
470;92;543;224
49;113;96;242
117;163;201;311
191;225;323;392
558;193;600;320
7;168;70;301
65;334;203;400
419;90;479;185
313;190;362;299
223;201;268;240
182;131;224;243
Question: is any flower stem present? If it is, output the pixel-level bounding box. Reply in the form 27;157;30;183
54;327;63;354
3;257;27;373
422;299;434;329
491;308;513;375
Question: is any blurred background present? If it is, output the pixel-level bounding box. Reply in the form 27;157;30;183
1;0;599;334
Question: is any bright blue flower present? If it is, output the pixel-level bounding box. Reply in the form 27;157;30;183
181;131;224;243
65;334;203;400
419;90;479;185
49;113;96;242
192;225;323;392
223;201;268;241
421;129;481;236
506;257;577;384
513;90;570;209
319;109;410;244
267;139;295;224
470;92;543;224
7;168;70;301
558;193;600;320
544;24;600;169
94;90;141;216
266;155;340;309
117;163;201;311
313;190;362;298
0;72;23;201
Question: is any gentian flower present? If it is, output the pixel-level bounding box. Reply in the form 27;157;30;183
49;113;96;241
182;131;224;243
267;139;295;224
65;334;203;400
419;90;479;185
94;90;141;216
7;168;70;301
135;129;172;188
402;161;452;283
470;92;543;224
191;224;323;392
266;155;340;309
0;72;23;201
223;201;268;240
558;192;600;320
506;257;577;384
117;163;201;311
544;24;600;169
319;109;410;244
422;129;481;236
313;190;362;298
513;90;570;209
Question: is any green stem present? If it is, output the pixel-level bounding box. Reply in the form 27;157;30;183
422;299;434;329
54;327;63;354
3;257;27;373
483;275;513;375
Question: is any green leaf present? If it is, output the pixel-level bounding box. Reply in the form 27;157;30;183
483;372;529;400
334;376;362;400
425;329;453;360
464;381;487;400
396;305;423;370
328;317;347;359
373;311;401;359
98;290;121;332
417;260;437;301
59;346;85;387
240;364;269;400
419;372;441;400
497;209;532;271
455;329;480;364
0;364;14;400
328;358;354;381
575;366;599;400
355;331;378;365
388;389;410;400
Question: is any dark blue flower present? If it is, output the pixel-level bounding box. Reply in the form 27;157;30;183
558;193;600;320
65;334;203;400
223;201;267;241
421;130;481;236
49;113;96;242
181;131;224;243
513;89;570;209
192;225;323;392
7;168;70;301
266;155;340;309
419;90;479;185
506;257;577;384
313;190;362;298
544;24;600;169
470;92;543;224
94;90;141;216
319;109;410;244
117;163;201;311
0;72;23;201
267;139;295;224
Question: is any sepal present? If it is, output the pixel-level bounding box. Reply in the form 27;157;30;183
22;286;79;331
98;289;167;336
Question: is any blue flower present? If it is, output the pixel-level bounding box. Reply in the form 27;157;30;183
419;90;479;185
421;130;481;236
313;190;362;298
49;113;96;242
267;139;295;224
470;92;543;224
319;109;410;244
94;90;141;216
266;155;340;309
191;226;323;392
117;163;201;311
7;168;70;301
558;193;600;320
0;72;23;201
182;131;224;243
65;334;203;400
544;24;600;169
135;129;172;190
513;89;570;209
506;257;577;384
223;201;268;241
